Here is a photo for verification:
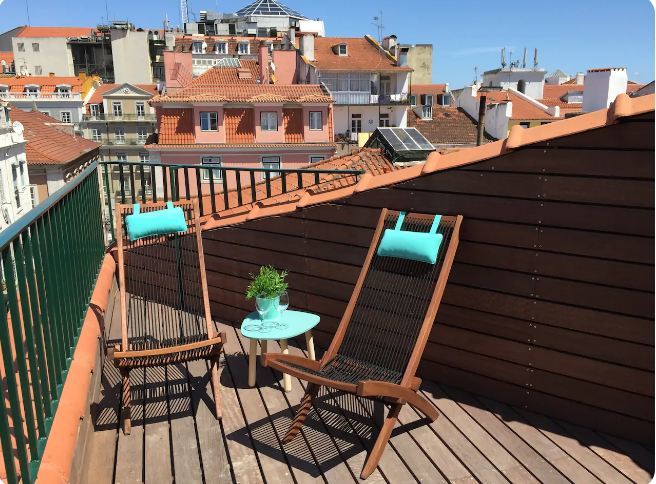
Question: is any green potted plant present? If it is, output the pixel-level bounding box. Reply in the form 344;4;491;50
246;265;288;321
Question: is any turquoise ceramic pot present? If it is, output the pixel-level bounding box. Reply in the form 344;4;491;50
256;296;280;321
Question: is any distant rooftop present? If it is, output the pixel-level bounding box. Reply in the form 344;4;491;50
17;26;95;38
236;0;308;19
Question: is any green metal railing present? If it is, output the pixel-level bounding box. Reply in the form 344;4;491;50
0;163;105;483
100;161;363;241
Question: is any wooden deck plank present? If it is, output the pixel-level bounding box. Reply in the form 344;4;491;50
515;408;634;484
438;385;568;483
603;434;655;479
143;366;173;484
556;420;653;483
114;367;145;484
187;358;232;484
167;363;203;483
478;396;602;482
218;322;295;484
257;337;358;483
426;385;538;483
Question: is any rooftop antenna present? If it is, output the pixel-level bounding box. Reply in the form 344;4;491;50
534;48;538;68
25;0;31;25
372;11;384;45
500;48;506;68
522;47;527;68
105;0;109;25
180;0;189;26
474;66;478;84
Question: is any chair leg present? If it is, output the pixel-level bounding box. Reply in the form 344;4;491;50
360;403;402;480
120;368;132;435
282;382;319;444
210;355;222;419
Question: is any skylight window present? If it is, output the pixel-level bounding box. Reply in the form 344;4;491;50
236;0;308;19
337;43;348;56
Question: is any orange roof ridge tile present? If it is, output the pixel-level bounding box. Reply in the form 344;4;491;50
505;124;525;149
353;173;373;193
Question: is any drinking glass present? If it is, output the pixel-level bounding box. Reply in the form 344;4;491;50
255;298;274;330
277;291;289;329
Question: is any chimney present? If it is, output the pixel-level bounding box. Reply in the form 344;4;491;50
299;33;315;61
582;67;627;113
258;41;270;84
575;72;585;85
288;27;295;49
382;34;397;52
476;95;487;146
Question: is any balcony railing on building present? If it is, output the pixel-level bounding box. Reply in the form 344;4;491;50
82;113;156;122
0;92;82;101
331;91;410;105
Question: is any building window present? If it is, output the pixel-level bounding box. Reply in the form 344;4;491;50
192;41;204;54
91;128;102;141
40;111;49;117
351;113;362;134
201;156;222;181
56;86;70;97
380;75;391;96
32;43;39;52
24;86;39;96
541;121;551;126
34;65;42;75
379;113;390;127
136;102;145;118
517;79;527;94
260;111;278;131
139;152;150;163
261;156;281;179
60;111;72;123
421;106;432;120
337;43;347;56
519;121;531;128
115;127;125;144
238;42;250;55
215;42;227;54
420;94;433;106
310;156;325;163
112;101;123;117
410;95;416;106
116;152;127;162
12;165;20;209
200;111;218;131
17;43;24;52
89;104;100;117
137;127;148;143
153;65;164;80
309;111;322;130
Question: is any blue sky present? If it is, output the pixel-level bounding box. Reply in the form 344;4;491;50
0;0;654;87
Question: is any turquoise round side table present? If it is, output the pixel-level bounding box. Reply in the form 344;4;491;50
240;310;320;391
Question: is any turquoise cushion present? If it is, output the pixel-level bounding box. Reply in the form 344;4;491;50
125;205;188;241
377;229;443;264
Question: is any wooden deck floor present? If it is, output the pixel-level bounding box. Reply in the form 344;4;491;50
81;294;654;484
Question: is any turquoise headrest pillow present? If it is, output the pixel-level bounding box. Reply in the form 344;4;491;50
125;202;188;242
376;212;443;264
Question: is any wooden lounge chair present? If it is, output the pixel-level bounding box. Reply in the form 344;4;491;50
263;209;462;479
111;200;225;434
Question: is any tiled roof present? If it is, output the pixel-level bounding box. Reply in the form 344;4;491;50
0;52;13;64
203;93;654;231
540;83;645;115
87;83;158;105
152;84;332;104
203;147;398;220
190;60;260;84
306;36;413;72
157;108;194;145
17;27;94;38
408;107;493;147
8;108;99;165
0;76;83;93
479;89;555;120
411;84;447;96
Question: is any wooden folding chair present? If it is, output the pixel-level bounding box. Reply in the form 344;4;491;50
264;209;462;479
111;200;225;434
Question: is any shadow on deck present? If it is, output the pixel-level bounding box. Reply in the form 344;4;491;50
81;296;655;484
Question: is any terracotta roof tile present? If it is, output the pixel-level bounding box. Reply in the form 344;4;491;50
8;108;99;165
0;76;83;94
408;107;494;146
190;60;260;84
0;52;13;64
87;83;158;105
306;36;413;72
203;93;655;231
411;84;447;96
479;89;555;120
153;83;332;104
157;108;194;145
17;27;95;38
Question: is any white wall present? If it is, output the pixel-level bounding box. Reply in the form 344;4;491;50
456;84;511;140
111;29;153;84
482;68;546;99
582;68;628;113
333;104;407;135
0;106;30;228
11;100;85;127
12;36;74;76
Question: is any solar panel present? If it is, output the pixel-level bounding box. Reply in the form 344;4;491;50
407;127;435;150
366;127;435;160
236;0;308;19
